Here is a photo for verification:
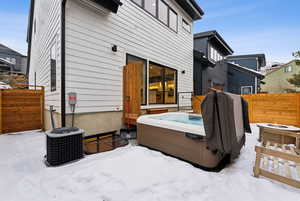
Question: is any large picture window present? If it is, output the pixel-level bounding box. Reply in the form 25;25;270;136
149;62;177;104
126;54;147;105
50;43;56;92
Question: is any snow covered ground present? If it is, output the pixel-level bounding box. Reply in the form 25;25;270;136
0;124;299;201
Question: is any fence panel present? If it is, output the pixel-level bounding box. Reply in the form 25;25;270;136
0;86;44;134
193;93;300;127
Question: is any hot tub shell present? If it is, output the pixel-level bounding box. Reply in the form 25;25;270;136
137;114;223;168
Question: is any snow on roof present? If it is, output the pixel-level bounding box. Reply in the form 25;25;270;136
227;61;265;78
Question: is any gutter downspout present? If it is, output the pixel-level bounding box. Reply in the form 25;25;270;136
61;0;67;127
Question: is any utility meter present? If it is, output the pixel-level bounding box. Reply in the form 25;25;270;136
68;92;77;106
68;92;77;127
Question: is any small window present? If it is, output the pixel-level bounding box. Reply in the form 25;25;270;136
11;58;16;65
50;43;56;92
132;0;142;6
169;9;177;32
210;47;214;61
241;86;252;94
284;66;292;73
182;19;191;33
145;0;157;16
158;0;168;25
34;19;36;34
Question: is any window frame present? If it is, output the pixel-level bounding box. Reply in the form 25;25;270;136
130;0;178;33
126;54;148;106
241;86;253;95
182;18;191;33
50;40;57;92
149;61;178;105
284;66;292;73
158;0;169;26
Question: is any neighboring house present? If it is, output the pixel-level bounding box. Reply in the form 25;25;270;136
260;61;283;75
193;30;234;95
193;31;265;95
226;54;266;94
27;0;204;135
0;43;27;75
261;60;300;93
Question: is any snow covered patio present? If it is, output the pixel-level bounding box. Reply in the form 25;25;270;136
0;125;299;201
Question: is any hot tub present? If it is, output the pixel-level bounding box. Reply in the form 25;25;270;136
137;112;223;168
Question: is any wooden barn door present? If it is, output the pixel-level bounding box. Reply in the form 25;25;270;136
123;62;142;125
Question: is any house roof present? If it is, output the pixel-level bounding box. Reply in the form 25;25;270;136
227;62;265;79
0;43;25;57
0;58;14;66
194;30;234;55
175;0;205;20
227;54;266;67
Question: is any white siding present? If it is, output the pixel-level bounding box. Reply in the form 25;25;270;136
65;0;194;114
29;0;62;112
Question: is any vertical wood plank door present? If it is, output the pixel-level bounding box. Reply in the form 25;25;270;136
123;62;142;125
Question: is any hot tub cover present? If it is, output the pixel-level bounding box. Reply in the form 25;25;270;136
201;91;251;160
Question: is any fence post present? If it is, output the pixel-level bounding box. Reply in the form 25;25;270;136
298;93;300;128
41;86;45;131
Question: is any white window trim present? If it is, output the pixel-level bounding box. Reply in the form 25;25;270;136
241;86;253;94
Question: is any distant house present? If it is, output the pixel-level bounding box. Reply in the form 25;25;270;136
261;60;300;93
193;31;265;95
0;44;27;75
27;0;205;134
194;30;234;95
226;54;266;94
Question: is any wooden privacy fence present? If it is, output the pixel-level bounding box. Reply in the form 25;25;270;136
193;93;300;127
0;85;45;134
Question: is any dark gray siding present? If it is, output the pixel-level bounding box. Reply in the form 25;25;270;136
194;58;203;95
194;38;208;57
228;58;258;70
202;62;227;94
227;66;255;94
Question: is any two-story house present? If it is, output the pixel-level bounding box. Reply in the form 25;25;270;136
27;0;204;135
227;54;266;94
0;43;27;75
193;30;234;94
193;31;265;95
261;60;300;93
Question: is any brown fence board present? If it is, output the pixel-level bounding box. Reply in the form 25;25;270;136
193;93;300;127
0;87;44;134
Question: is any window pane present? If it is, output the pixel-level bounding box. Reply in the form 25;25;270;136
126;55;147;105
158;0;168;25
182;19;191;32
241;87;252;94
169;9;177;31
210;47;214;60
145;0;157;16
132;0;142;6
164;68;176;104
50;45;56;92
149;64;164;104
